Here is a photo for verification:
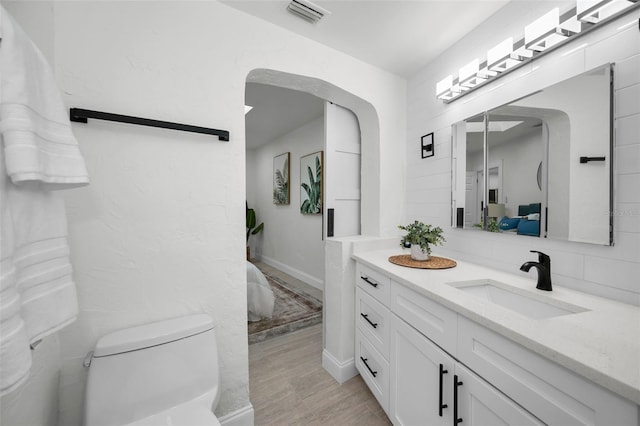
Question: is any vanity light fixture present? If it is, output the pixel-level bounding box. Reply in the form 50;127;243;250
525;8;581;52
434;1;639;103
459;59;488;89
577;0;637;23
488;38;524;73
436;75;456;100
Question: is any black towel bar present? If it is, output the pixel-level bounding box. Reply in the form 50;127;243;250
69;108;230;141
579;156;605;163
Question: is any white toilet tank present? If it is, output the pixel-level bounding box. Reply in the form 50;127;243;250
84;314;220;426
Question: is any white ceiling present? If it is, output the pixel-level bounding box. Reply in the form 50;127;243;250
466;115;543;154
223;0;510;77
238;0;512;150
245;83;325;150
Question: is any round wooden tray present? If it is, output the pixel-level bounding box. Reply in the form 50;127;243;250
388;254;457;269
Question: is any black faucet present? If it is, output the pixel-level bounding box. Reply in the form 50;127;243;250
520;250;552;291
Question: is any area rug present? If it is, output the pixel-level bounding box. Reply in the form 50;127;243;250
248;272;322;344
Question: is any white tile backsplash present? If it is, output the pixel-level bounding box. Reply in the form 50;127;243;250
407;157;452;179
554;275;640;306
615;203;640;233
616;114;640;146
409;171;451;191
616;83;640;117
616;174;640;203
586;21;639;69
583;256;640;293
615;144;640;175
614;54;640;90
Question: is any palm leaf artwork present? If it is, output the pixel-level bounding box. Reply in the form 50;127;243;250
273;154;289;205
300;152;322;214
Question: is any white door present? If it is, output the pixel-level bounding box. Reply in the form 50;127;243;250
324;102;361;238
390;314;452;426
464;171;477;228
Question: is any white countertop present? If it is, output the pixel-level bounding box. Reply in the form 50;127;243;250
352;248;640;405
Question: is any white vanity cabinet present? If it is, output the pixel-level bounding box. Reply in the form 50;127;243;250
354;261;639;426
458;316;639;426
355;263;392;415
390;314;542;426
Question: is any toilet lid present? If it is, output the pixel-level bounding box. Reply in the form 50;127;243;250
126;403;221;426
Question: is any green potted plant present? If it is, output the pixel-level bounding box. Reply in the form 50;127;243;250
473;218;501;232
246;202;264;261
398;221;445;261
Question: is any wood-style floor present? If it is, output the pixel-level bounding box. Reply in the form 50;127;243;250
249;323;392;426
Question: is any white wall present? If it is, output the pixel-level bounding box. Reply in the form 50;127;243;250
4;2;406;425
0;336;61;426
406;3;640;306
247;116;325;288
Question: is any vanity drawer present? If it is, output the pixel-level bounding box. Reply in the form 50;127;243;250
390;283;457;357
356;263;391;306
355;329;390;415
458;316;638;426
356;287;390;359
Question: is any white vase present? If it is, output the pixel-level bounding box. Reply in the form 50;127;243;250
410;244;430;261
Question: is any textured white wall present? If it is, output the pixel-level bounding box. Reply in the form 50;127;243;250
0;2;407;425
406;3;640;305
0;336;61;426
248;117;325;287
1;1;54;63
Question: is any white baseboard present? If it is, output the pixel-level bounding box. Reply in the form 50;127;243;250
258;255;324;291
322;349;358;384
219;404;254;426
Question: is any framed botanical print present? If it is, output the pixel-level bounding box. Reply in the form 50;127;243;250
273;152;290;205
300;151;323;214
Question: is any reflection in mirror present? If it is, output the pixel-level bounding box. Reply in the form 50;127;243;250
452;63;613;246
463;114;485;228
487;111;544;236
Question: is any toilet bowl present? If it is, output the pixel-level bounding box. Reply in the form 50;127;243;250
83;314;221;426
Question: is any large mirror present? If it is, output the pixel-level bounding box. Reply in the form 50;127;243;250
452;63;613;245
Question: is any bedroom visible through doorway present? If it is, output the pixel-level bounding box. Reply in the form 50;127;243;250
248;261;322;344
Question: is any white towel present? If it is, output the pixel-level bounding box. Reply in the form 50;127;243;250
0;6;89;188
0;5;89;395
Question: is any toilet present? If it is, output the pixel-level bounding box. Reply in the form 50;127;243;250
83;314;221;426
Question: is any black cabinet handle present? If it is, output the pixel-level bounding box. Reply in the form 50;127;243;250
360;356;378;377
360;313;378;329
454;374;463;425
439;364;448;417
580;156;606;163
360;275;379;288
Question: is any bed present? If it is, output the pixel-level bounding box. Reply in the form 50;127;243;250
498;203;541;237
247;261;275;322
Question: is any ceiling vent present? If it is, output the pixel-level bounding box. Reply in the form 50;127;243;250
286;0;330;24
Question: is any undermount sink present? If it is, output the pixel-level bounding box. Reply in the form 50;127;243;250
448;280;589;320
